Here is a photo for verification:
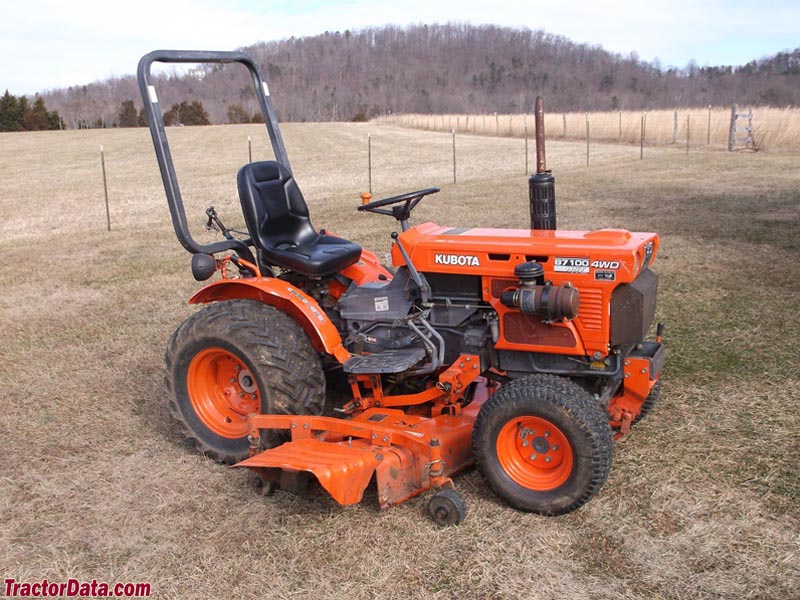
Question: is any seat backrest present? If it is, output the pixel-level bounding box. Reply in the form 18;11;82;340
237;161;318;250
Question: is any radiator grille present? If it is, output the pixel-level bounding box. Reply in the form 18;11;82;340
579;288;604;330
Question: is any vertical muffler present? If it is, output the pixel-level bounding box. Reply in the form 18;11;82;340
529;96;556;231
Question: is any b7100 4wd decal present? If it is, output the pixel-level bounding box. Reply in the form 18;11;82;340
554;257;590;274
590;260;620;270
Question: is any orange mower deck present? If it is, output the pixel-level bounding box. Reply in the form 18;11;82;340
236;383;492;508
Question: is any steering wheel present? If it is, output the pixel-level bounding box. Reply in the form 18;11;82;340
357;188;440;228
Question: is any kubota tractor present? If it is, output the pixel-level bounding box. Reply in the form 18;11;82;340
139;51;664;525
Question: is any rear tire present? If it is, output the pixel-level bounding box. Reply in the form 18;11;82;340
472;374;613;515
164;299;325;464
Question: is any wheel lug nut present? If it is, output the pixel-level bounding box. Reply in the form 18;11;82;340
230;378;236;383
530;454;537;460
545;456;552;463
552;445;559;451
521;441;528;447
544;431;551;438
239;392;244;398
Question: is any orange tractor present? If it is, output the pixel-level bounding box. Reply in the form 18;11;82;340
139;51;664;525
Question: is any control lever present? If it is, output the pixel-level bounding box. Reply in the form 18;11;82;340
205;206;234;240
391;231;430;303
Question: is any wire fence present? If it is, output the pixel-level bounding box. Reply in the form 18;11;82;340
376;106;800;152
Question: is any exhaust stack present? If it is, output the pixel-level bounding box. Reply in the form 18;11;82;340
529;96;557;230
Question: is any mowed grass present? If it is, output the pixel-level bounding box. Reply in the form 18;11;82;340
0;122;798;599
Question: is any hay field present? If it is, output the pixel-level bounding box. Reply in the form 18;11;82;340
1;123;798;599
383;106;800;151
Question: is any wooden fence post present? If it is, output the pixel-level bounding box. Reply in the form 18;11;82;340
524;116;529;175
586;113;590;165
100;145;111;231
686;114;690;154
728;104;737;151
248;136;252;163
452;129;457;184
673;110;678;144
367;133;372;193
640;114;645;159
562;113;567;137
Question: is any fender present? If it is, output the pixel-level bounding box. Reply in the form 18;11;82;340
190;278;351;364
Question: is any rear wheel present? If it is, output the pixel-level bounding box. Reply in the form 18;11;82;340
472;374;613;515
164;299;325;464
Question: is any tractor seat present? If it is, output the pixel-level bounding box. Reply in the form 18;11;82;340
237;161;362;277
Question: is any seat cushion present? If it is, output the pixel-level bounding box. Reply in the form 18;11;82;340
266;233;362;277
238;161;362;277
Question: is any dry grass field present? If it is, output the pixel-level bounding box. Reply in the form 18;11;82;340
384;106;800;151
1;122;798;599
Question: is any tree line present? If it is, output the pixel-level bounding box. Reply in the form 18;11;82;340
18;24;800;128
114;98;266;127
0;90;64;131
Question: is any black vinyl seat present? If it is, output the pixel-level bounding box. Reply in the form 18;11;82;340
237;161;362;277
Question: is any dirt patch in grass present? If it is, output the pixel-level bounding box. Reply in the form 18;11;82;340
1;124;798;599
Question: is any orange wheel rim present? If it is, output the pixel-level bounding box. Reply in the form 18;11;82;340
187;347;261;438
496;416;573;491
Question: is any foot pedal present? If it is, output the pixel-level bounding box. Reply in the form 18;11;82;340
343;347;427;374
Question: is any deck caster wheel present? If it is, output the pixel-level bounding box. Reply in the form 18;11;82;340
248;471;277;497
427;488;467;526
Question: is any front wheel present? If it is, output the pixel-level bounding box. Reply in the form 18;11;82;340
164;299;325;464
472;374;613;515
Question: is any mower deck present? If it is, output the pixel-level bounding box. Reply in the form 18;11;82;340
236;383;491;508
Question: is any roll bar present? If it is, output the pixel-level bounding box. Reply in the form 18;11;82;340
137;50;290;259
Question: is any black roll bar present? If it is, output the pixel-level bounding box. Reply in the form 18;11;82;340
137;50;290;259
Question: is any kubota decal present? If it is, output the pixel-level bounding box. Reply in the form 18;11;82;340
434;254;480;267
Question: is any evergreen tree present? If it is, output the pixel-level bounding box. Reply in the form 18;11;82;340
24;96;50;130
183;100;210;126
17;96;30;130
163;100;210;126
137;107;148;127
0;90;19;131
226;103;250;124
47;110;64;130
163;103;181;126
117;100;138;127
